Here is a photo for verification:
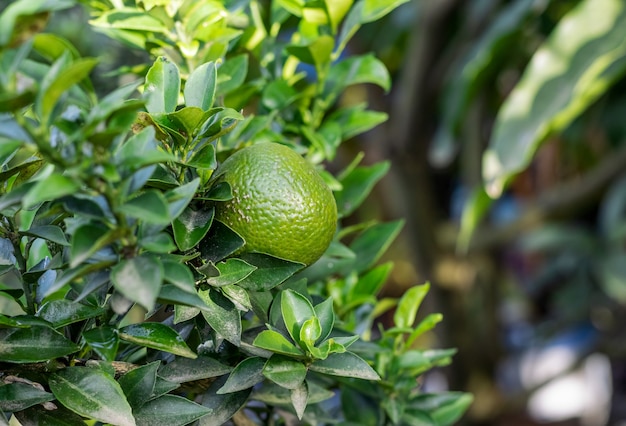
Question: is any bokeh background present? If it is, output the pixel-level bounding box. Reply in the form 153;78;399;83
46;0;626;424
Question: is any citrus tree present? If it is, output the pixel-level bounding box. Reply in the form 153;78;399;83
0;0;472;425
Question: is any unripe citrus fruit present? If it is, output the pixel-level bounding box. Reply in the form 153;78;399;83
211;142;337;265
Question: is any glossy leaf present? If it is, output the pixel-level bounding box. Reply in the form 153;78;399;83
326;54;391;96
69;223;114;268
198;287;242;346
37;299;105;328
89;8;168;33
158;356;231;383
217;356;266;394
361;0;410;23
0;326;79;363
235;253;303;292
253;329;304;357
118;361;160;408
165;178;200;219
185;61;216;111
13;402;87;425
118;190;171;225
206;258;257;287
309;351;380;380
36;55;98;123
281;289;316;346
484;0;626;197
22;225;69;246
263;355;307;389
311;299;333;344
111;255;163;312
145;56;180;114
134;394;211;426
0;382;54;412
327;103;388;140
161;259;196;293
49;367;135;426
172;206;214;251
348;220;403;273
199;220;245;263
22;174;79;209
115;127;176;170
291;380;308;420
119;322;197;359
336;161;389;217
83;326;119;361
394;283;430;329
199;376;252;426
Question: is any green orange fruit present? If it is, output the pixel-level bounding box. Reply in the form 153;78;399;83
211;142;337;265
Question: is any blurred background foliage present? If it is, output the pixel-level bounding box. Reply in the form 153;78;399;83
16;0;626;424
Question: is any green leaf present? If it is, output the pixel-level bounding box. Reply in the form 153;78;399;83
49;367;135;426
165;179;200;219
22;174;80;209
89;8;168;33
119;190;171;225
409;393;473;426
13;404;86;426
134;394;212;426
314;298;334;343
484;0;626;197
0;325;79;363
119;322;197;359
216;54;248;96
83;326;119;361
0;382;54;412
217;356;266;394
207;258;257;287
263;355;307;389
118;361;159;408
111;256;163;312
188;143;216;170
327;103;388;140
336;161;389;217
281;289;316;347
457;187;492;253
22;225;69;246
199;376;252;426
69;224;116;268
309;351;380;380
172;206;214;251
36;55;98;123
145;56;180;114
300;317;323;357
161;259;196;293
0;0;73;47
348;220;403;273
197;107;243;140
158;284;210;310
116;127;176;170
199;220;245;263
158;356;231;383
235;253;303;292
286;35;335;66
185;61;216;111
326;54;391;95
198;287;242;346
394;283;430;329
261;79;299;110
406;313;444;347
253;329;304;357
361;0;410;23
290;380;308;420
37;299;105;328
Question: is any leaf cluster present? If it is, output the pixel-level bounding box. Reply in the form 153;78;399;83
0;0;471;425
